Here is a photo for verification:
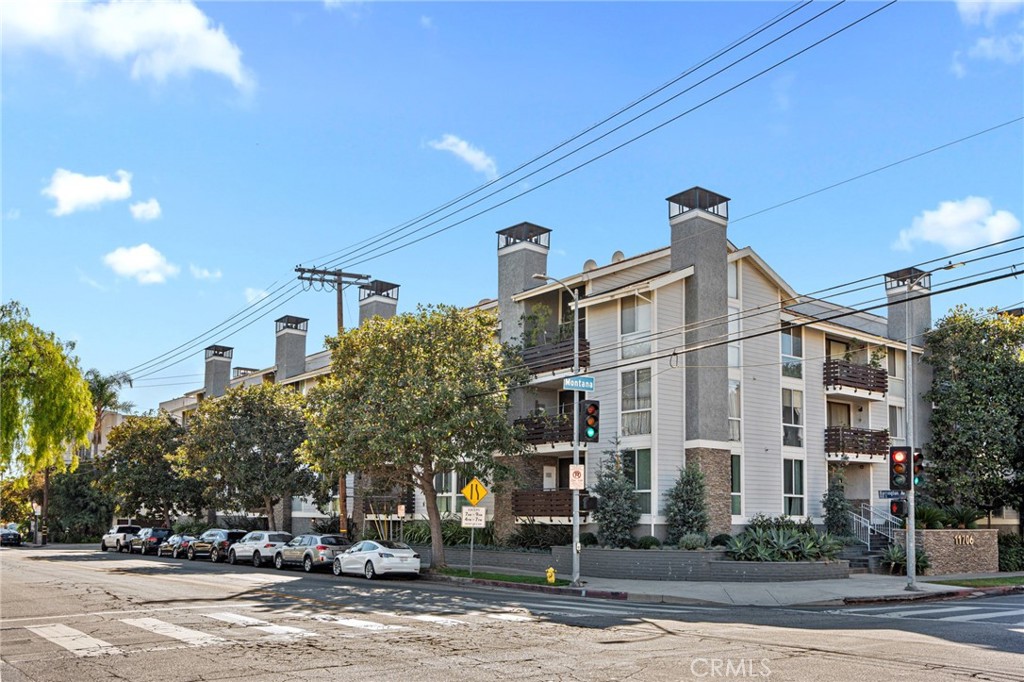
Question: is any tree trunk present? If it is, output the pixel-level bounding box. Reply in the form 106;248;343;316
163;504;172;529
42;467;50;546
265;496;276;531
418;469;445;568
338;471;347;537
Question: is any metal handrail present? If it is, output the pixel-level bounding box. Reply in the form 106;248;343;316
847;510;872;547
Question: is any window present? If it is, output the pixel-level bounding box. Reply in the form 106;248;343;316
781;325;803;378
782;388;804;447
622;449;652;514
560;286;586;340
731;454;742;515
728;306;741;368
727;260;739;299
621;295;651;358
434;471;468;514
783;459;804;516
621;368;652;436
888;405;904;441
728;380;741;441
887;348;904;379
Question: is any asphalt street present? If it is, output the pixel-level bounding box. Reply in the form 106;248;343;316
1;546;1021;681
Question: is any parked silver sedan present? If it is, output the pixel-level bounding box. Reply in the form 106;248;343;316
273;534;349;572
228;531;293;567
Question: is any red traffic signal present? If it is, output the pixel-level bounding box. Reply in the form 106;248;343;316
889;446;911;491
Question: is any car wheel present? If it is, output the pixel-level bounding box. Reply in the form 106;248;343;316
187;546;196;561
252;552;262;568
173;547;180;559
100;541;107;551
116;541;124;553
364;561;376;580
274;554;284;570
210;547;220;563
227;550;236;565
303;556;314;573
332;559;343;577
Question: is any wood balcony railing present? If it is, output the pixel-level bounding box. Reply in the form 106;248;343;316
514;414;574;445
362;488;416;515
521;338;590;375
824;426;890;456
823;359;888;394
511;489;590;518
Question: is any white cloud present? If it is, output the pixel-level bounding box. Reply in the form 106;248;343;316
103;243;180;284
428;134;498;180
77;269;107;291
190;264;222;280
893;196;1021;251
420;15;434;29
771;73;796;112
130;198;162;221
5;209;20;221
3;0;254;92
43;168;132;216
245;287;270;303
957;1;1024;27
968;30;1024;63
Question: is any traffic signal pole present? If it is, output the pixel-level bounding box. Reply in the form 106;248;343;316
904;279;919;591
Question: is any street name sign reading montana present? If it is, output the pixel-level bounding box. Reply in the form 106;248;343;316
461;478;489;506
563;375;595;392
461;506;486;528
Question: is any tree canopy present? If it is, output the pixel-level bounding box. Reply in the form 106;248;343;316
302;304;527;567
924;305;1024;519
1;301;93;475
179;382;313;529
85;369;133;459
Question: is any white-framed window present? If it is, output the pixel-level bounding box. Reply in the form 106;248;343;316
621;368;652;436
783;458;804;516
782;388;804;447
727;260;739;300
888;405;904;442
731;454;742;515
728;379;741;441
622;448;652;514
728;305;741;368
781;324;803;379
887;348;904;379
434;471;468;514
621;294;652;359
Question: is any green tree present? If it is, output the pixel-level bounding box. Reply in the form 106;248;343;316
98;414;203;527
47;461;116;542
821;468;853;537
302;304;527;567
179;382;314;530
591;448;641;548
664;461;709;544
924;306;1024;521
85;369;134;459
1;301;93;540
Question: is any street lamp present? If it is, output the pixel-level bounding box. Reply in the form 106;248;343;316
899;261;962;591
532;272;582;587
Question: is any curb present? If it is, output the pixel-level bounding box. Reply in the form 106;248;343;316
424;573;629;600
843;584;1024;605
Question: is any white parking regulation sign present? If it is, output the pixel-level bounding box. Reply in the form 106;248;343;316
461;507;486;528
568;464;585;490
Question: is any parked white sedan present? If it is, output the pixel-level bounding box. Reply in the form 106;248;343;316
228;531;293;567
333;540;421;579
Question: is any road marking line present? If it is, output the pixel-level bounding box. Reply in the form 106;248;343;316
1;602;263;625
312;614;405;631
204;612;312;637
407;615;468;626
24;624;123;657
486;613;534;622
121;617;226;646
939;608;1024;622
875;606;982;618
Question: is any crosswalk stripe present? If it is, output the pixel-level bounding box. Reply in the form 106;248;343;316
24;624;123;657
407;615;467;626
205;612;311;636
311;614;405;631
486;613;534;622
874;606;982;618
938;608;1024;623
121;617;226;646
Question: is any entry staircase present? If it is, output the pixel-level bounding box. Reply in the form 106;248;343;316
842;504;902;573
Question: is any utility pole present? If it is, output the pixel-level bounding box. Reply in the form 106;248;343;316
295;266;370;538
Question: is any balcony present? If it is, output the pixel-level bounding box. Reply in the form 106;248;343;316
522;338;590;375
823;359;887;399
511;489;591;519
514;414;574;446
362;488;416;515
824;426;890;462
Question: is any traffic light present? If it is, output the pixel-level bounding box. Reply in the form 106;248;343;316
912;448;924;488
889;499;908;517
579;400;600;443
889;446;911;491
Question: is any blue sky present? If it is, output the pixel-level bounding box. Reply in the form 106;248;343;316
3;0;1022;413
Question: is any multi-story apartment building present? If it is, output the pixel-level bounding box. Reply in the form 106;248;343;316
158;185;940;539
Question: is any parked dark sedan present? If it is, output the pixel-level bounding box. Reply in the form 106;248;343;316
157;534;197;558
1;529;22;546
129;527;172;555
188;529;247;562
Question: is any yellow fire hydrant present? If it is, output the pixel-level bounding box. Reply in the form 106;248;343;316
546;566;557;584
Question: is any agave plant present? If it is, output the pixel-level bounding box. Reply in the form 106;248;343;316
725;533;754;561
943;504;982;529
913;504;946;530
768;528;800;561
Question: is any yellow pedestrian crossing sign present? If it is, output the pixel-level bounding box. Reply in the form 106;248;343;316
461;478;488;506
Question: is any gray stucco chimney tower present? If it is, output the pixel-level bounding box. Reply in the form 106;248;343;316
275;315;309;381
358;280;400;325
884;267;934;456
667;186;732;535
496;222;551;347
203;345;233;398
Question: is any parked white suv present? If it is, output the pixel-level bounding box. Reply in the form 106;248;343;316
100;525;141;553
228;531;293;567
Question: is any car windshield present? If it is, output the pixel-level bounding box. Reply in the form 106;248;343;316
153;529;171;537
268;534;291;542
377;541;411;550
319;536;347;546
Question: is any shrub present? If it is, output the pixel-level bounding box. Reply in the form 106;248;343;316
221;515;267;532
724;527;841;562
821;473;853;536
998;533;1024;572
913;505;946;529
664;462;709;544
880;544;930;575
677;533;707;550
746;513;813;533
506;522;571;549
172;519;210;536
309;515;341;534
943;504;982;529
591;452;641;548
709;533;733;548
636;535;662;549
579;531;599;547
